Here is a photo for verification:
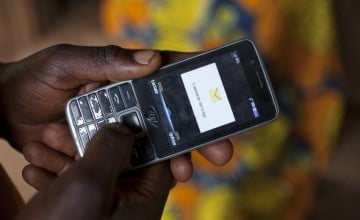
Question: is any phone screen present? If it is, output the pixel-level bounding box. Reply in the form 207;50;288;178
134;41;276;158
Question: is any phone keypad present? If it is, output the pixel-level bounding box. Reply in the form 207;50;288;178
120;83;137;108
88;93;103;119
109;86;125;111
78;97;93;122
97;119;106;129
70;100;84;126
97;90;113;115
69;82;156;166
120;112;143;135
88;124;97;138
78;127;89;150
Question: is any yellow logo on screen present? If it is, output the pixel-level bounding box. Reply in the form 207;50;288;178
210;88;222;102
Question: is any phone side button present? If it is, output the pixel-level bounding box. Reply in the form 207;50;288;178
131;138;155;166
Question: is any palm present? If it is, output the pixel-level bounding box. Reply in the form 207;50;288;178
0;60;93;150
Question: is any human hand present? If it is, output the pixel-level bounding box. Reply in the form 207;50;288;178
0;44;162;150
16;124;173;220
0;45;232;187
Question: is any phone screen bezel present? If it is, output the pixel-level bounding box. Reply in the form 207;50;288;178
133;39;279;159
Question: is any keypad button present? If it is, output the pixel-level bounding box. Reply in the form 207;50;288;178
78;97;93;122
121;112;143;134
97;120;106;130
120;83;137;108
107;117;116;124
109;87;125;111
88;124;97;138
97;90;113;115
88;93;103;119
131;137;155;166
79;127;89;149
70;100;84;126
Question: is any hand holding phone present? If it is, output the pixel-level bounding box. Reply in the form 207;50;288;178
66;39;279;169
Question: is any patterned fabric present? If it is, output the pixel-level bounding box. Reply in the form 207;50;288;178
100;0;344;219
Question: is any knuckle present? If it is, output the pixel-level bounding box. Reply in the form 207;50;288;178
90;45;122;66
42;44;73;65
22;143;42;163
41;123;63;146
38;44;74;82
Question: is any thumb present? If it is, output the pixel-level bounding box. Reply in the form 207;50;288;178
33;44;162;89
14;124;134;220
79;124;134;183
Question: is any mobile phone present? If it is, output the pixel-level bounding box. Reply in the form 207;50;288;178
65;39;279;169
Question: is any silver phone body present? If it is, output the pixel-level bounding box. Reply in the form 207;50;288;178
65;39;279;169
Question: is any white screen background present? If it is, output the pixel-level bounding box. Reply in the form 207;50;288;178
181;63;235;133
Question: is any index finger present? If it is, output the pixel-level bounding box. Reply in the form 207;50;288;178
197;140;233;166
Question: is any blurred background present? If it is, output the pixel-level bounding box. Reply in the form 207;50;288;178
0;0;106;61
1;0;360;219
0;0;106;204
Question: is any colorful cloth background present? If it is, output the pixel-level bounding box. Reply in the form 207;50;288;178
100;0;344;219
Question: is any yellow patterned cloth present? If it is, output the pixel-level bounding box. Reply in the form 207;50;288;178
100;1;343;219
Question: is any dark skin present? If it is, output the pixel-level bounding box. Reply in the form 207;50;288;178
16;124;174;220
0;45;233;188
0;45;163;149
0;45;233;218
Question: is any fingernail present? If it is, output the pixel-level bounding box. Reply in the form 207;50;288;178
133;50;156;65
